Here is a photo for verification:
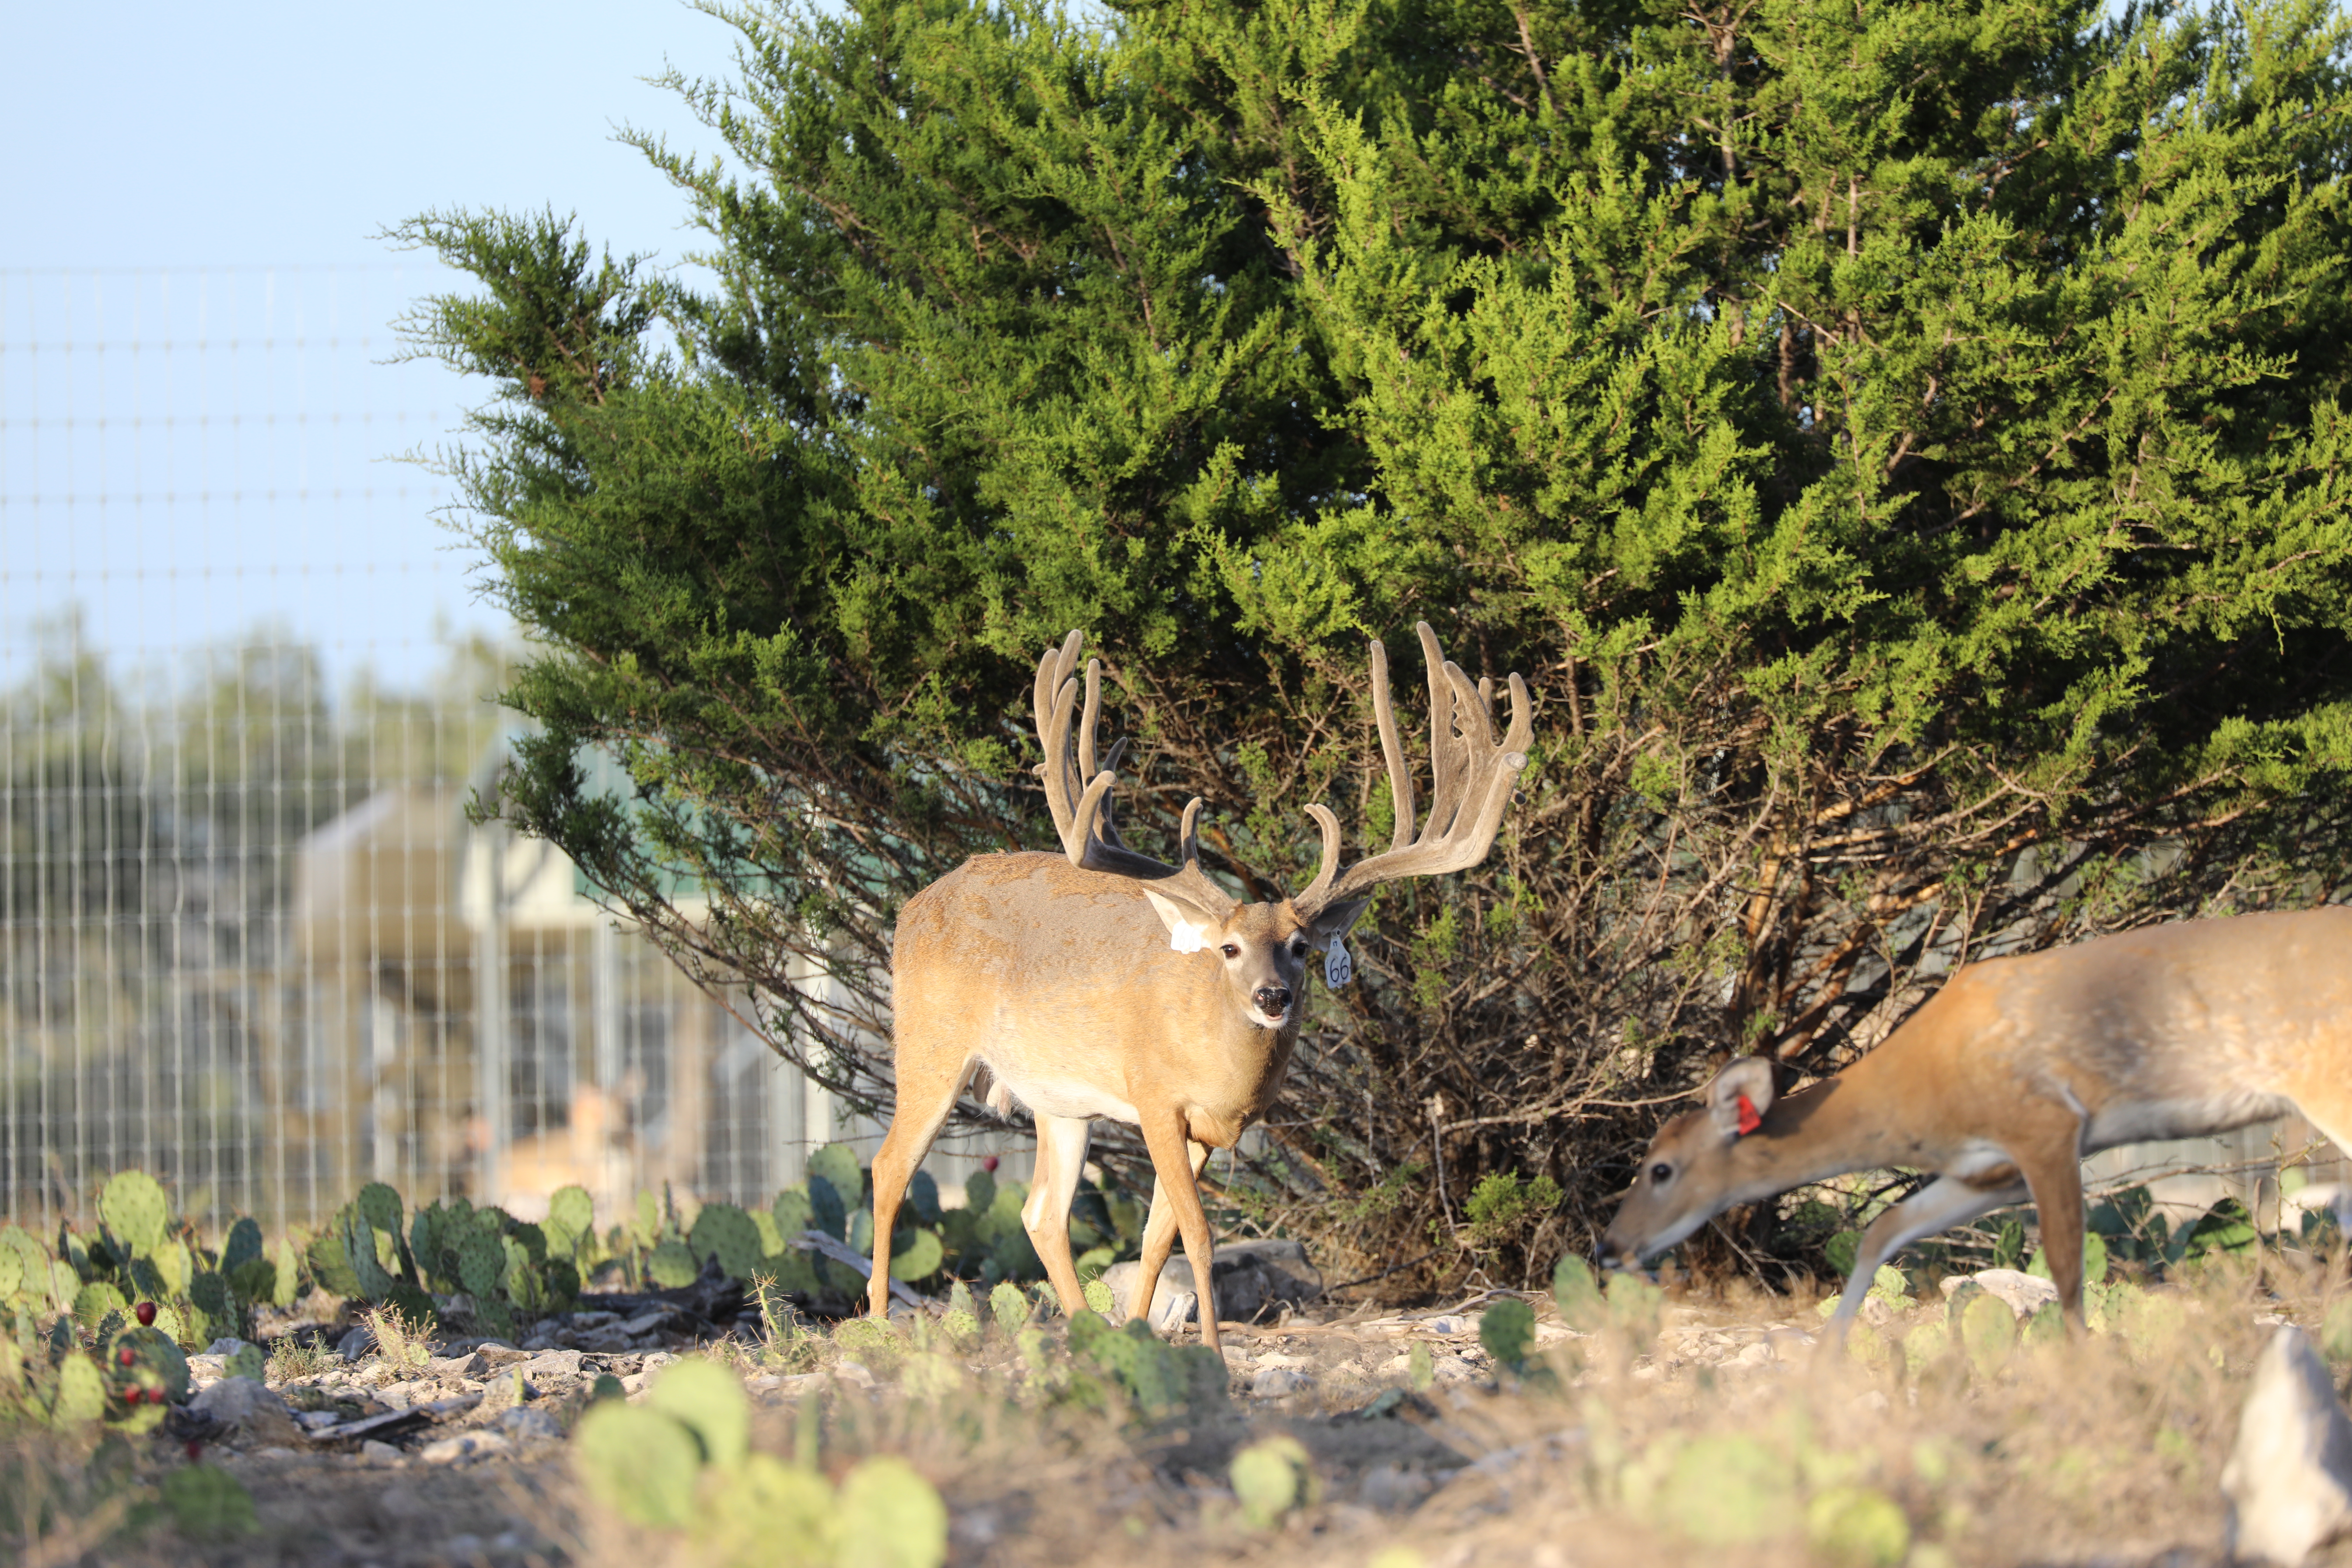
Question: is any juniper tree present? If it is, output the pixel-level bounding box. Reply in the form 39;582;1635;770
395;0;2352;1292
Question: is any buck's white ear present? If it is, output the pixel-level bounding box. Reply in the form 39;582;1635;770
1142;887;1218;954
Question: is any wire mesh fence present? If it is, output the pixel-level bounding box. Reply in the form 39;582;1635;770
0;266;1003;1236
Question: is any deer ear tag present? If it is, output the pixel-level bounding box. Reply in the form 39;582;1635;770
1325;936;1353;988
1735;1093;1763;1136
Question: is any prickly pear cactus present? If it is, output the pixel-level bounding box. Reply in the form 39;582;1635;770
343;1213;394;1300
1082;1277;1115;1316
772;1186;814;1241
573;1401;704;1527
805;1177;847;1241
964;1167;997;1218
453;1226;506;1299
906;1170;942;1225
1231;1435;1318;1529
644;1236;696;1289
99;1170;168;1257
990;1281;1029;1337
645;1358;750;1466
1554;1256;1606;1331
48;1350;107;1426
356;1182;404;1241
548;1185;594;1254
1480;1297;1536;1371
808;1144;864;1207
72;1280;127;1331
106;1324;191;1408
835;1456;951;1568
888;1227;943;1283
221;1216;265;1274
691;1204;766;1283
1961;1292;2017;1377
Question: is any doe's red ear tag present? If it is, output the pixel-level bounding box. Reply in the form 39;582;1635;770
1735;1093;1763;1136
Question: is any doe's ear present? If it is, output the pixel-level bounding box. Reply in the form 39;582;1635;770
1303;897;1370;950
1705;1056;1778;1140
1141;887;1223;954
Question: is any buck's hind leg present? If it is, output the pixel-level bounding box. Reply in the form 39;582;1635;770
2279;1081;2352;1239
1023;1113;1094;1319
865;1049;974;1319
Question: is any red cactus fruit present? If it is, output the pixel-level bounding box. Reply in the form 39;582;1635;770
135;1302;158;1327
981;1155;1000;1174
119;1347;136;1366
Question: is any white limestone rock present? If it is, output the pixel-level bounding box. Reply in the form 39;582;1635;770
2223;1326;2352;1566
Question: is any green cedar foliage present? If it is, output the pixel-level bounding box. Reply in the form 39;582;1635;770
395;0;2352;1292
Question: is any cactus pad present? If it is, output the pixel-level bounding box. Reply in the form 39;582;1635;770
889;1227;944;1283
99;1170;169;1256
548;1185;593;1251
964;1167;996;1218
836;1456;951;1568
907;1170;942;1225
573;1401;703;1528
690;1203;765;1282
107;1324;191;1404
772;1186;814;1240
220;1216;265;1275
809;1143;864;1206
805;1176;846;1240
645;1358;749;1466
647;1238;699;1290
342;1214;393;1300
356;1182;404;1240
990;1281;1029;1337
73;1280;127;1330
0;1245;20;1301
1230;1435;1318;1528
190;1271;233;1323
452;1227;506;1298
1553;1256;1606;1331
49;1351;107;1426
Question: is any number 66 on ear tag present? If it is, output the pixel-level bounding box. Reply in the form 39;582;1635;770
1325;936;1353;988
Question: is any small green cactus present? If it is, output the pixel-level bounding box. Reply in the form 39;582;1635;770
1480;1297;1536;1372
48;1350;107;1426
1554;1256;1606;1331
990;1280;1029;1337
805;1177;847;1241
888;1227;943;1283
1230;1436;1318;1529
342;1213;394;1300
547;1185;594;1253
1960;1292;2016;1377
692;1203;767;1283
835;1456;951;1568
161;1464;259;1541
808;1143;865;1207
1408;1341;1435;1392
107;1324;192;1406
1082;1277;1115;1316
771;1187;814;1241
648;1237;700;1289
964;1167;997;1218
1606;1271;1665;1349
221;1216;265;1275
1806;1485;1910;1567
646;1357;751;1466
906;1170;942;1225
453;1227;506;1298
574;1401;705;1527
224;1342;265;1381
73;1280;127;1331
98;1170;168;1257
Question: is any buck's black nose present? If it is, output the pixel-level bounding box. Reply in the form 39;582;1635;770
1253;985;1292;1015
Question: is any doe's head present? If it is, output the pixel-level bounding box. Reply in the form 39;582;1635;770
1141;884;1367;1031
1598;1056;1779;1269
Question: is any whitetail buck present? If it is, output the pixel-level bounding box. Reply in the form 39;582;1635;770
1600;908;2352;1335
867;626;1532;1348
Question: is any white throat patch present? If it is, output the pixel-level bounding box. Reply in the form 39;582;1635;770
1165;921;1211;954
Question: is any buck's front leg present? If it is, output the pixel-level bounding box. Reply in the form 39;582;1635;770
1022;1113;1094;1319
1130;1119;1216;1346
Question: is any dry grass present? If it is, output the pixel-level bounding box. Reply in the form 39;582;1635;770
7;1253;2348;1565
538;1252;2352;1568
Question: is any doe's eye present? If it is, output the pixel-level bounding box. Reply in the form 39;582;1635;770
1651;1162;1673;1184
1220;943;1241;959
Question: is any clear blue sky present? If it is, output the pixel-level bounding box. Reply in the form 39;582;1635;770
1;0;745;695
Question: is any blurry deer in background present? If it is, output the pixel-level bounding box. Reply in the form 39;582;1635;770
1599;908;2352;1336
498;1077;640;1225
867;625;1533;1348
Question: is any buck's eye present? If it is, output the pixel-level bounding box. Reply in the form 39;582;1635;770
1289;940;1308;958
1651;1163;1673;1184
1220;943;1241;959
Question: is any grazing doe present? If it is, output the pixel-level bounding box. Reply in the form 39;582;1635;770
1600;908;2352;1334
867;625;1532;1347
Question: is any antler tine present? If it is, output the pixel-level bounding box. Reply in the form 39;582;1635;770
1369;636;1416;854
1290;624;1534;920
1030;629;1217;887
